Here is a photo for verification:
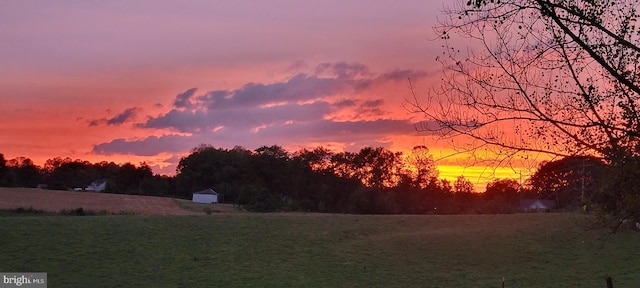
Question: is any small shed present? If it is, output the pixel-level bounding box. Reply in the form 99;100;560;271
192;189;218;204
520;199;555;211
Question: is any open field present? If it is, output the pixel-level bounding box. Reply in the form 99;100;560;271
0;212;638;287
173;198;245;214
0;187;201;215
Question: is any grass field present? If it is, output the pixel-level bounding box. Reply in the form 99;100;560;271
173;198;245;214
0;212;638;287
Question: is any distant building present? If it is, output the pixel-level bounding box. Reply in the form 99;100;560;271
192;189;218;204
520;199;556;211
86;179;107;192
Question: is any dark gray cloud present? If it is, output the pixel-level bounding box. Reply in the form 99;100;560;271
87;107;140;126
314;62;371;79
166;62;405;113
107;107;140;126
362;100;384;107
93;118;420;156
173;88;197;109
254;119;416;141
92;62;432;157
333;99;358;108
139;101;331;133
192;74;346;111
379;69;430;82
92;134;202;156
354;100;385;117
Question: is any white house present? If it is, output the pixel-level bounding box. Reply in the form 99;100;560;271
520;199;555;211
192;189;219;204
86;179;107;192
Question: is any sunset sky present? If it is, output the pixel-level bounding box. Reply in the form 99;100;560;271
0;0;532;190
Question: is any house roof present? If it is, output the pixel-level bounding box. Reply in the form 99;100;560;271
193;188;218;195
520;199;556;209
90;179;107;185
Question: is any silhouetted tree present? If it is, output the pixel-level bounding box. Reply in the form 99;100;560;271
175;145;242;198
6;157;42;188
0;153;9;186
483;179;521;213
47;160;96;190
528;156;605;209
335;147;405;189
454;175;474;194
412;0;640;222
139;174;173;197
589;155;640;227
43;157;73;174
405;145;439;188
252;145;292;199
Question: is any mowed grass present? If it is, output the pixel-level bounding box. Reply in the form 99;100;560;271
0;213;638;288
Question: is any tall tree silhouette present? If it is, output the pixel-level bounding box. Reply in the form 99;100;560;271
412;0;640;223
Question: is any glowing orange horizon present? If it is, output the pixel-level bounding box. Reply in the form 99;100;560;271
1;140;534;193
0;58;542;192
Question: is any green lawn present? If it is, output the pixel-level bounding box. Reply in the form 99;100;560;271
0;213;638;287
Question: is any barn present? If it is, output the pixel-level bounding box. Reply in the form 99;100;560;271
192;189;219;204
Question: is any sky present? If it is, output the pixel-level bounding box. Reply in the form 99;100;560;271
0;0;531;190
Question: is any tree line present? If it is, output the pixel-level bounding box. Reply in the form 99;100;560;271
0;154;171;196
0;145;613;214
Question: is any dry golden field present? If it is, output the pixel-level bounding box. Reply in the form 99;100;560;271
0;187;203;215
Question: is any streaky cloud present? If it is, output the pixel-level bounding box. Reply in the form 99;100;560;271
92;134;200;156
139;101;331;133
333;99;358;108
254;119;417;141
193;74;345;111
87;107;141;127
379;69;431;82
88;119;101;127
314;62;371;79
106;107;140;126
93;118;429;157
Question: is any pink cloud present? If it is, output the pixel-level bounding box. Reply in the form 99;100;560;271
91;62;433;157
